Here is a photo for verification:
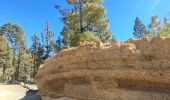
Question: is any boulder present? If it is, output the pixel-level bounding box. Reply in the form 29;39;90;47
36;37;170;100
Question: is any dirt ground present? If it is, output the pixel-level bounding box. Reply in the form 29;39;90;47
0;84;37;100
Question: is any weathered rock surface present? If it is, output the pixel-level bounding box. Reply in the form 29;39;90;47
36;37;170;100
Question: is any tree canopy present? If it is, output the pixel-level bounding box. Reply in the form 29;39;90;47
133;16;170;38
56;0;113;47
133;17;147;38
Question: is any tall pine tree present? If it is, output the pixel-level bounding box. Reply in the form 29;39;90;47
41;21;55;59
133;17;147;38
30;32;44;78
0;36;9;82
147;16;161;36
56;0;113;47
0;23;32;82
0;23;15;82
158;18;170;37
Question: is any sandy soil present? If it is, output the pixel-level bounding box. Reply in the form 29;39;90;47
0;84;37;100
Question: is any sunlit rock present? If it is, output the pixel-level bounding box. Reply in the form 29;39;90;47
36;37;170;100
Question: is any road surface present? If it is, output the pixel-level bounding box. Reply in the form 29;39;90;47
0;84;37;100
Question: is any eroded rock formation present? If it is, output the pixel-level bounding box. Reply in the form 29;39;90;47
36;37;170;100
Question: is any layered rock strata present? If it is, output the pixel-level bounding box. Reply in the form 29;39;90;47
36;37;170;100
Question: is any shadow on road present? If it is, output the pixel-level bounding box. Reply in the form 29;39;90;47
20;89;42;100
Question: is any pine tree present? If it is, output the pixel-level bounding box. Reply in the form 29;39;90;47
0;23;15;82
0;23;31;82
133;16;170;38
30;32;44;78
41;21;55;59
159;18;170;37
133;17;147;38
19;49;33;82
147;16;161;36
56;0;113;47
55;36;63;53
0;36;9;82
12;24;28;81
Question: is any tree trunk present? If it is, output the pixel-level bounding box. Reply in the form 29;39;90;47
16;54;21;81
2;64;6;82
79;0;84;33
33;60;36;78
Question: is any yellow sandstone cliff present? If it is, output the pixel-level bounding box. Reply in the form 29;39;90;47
36;37;170;100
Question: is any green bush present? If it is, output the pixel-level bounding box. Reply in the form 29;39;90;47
79;31;100;43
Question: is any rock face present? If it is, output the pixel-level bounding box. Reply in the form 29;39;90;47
36;37;170;100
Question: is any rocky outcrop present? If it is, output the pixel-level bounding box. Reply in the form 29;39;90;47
36;37;170;100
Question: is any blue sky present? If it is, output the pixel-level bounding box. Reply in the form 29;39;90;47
0;0;170;47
